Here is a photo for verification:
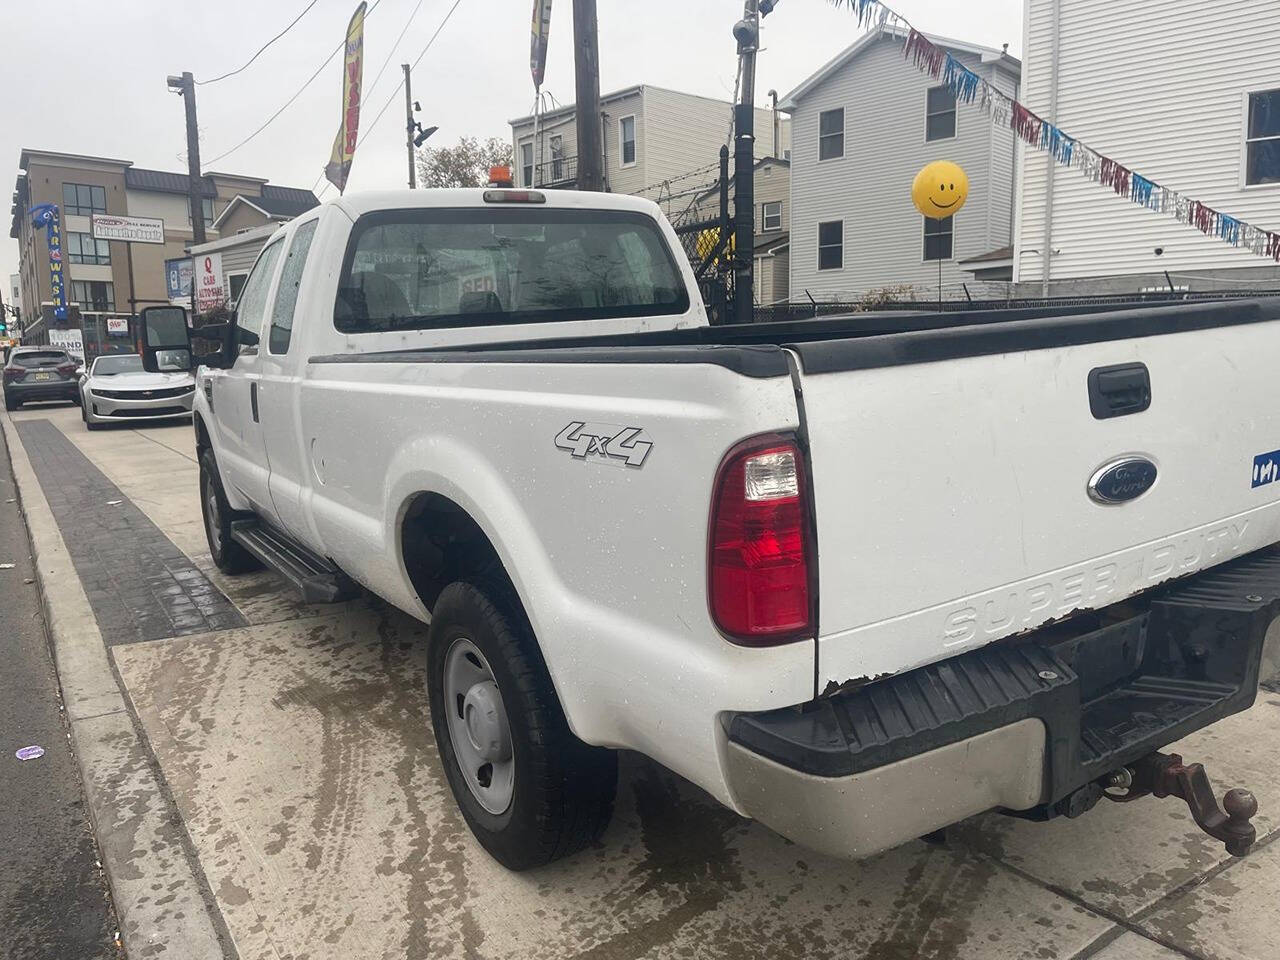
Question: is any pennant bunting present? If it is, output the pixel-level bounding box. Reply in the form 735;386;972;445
831;0;1278;261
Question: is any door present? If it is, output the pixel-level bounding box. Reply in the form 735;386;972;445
259;217;320;540
213;238;285;521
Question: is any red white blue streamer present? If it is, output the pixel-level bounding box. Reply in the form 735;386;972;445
829;0;1280;262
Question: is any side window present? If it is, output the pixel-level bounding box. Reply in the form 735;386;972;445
268;220;319;354
234;240;284;351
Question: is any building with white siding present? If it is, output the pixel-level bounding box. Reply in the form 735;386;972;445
508;85;790;212
780;28;1020;302
1014;0;1280;294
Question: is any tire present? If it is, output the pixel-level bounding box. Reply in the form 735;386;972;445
199;448;260;574
428;580;617;870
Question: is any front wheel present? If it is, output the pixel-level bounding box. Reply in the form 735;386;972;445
199;448;259;574
428;581;617;870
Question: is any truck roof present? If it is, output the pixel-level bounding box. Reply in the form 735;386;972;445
331;188;665;219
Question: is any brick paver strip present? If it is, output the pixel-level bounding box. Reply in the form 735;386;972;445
16;420;248;645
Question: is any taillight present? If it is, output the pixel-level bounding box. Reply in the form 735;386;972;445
3;367;23;382
709;434;813;644
56;362;77;376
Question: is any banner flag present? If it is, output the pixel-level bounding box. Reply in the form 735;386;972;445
29;203;68;320
325;2;367;195
530;0;553;88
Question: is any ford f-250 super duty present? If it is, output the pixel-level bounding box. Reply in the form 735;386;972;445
139;187;1280;870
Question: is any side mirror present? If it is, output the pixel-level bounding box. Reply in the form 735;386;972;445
190;322;257;369
139;306;193;373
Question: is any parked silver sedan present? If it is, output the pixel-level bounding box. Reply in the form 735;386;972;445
79;353;196;430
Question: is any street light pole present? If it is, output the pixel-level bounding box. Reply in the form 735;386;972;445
403;64;416;189
732;0;760;325
167;72;206;246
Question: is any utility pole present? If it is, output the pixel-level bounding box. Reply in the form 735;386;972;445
572;0;604;192
167;72;206;246
731;0;760;324
403;64;416;189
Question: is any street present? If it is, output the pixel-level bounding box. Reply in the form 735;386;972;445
0;414;118;958
0;401;1278;959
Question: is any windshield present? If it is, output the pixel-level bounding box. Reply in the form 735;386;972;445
93;354;144;375
10;350;69;367
334;207;688;332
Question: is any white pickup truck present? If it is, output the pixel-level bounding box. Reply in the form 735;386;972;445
140;188;1280;870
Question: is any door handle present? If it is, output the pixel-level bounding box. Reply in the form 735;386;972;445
250;381;259;423
1088;363;1151;420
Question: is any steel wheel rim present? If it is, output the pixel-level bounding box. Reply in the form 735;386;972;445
443;637;515;815
203;473;223;555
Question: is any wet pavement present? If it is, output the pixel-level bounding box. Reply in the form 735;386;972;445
7;401;1280;960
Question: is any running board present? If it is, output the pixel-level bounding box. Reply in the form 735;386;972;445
229;519;359;603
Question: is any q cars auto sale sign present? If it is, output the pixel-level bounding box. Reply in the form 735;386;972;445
195;253;226;314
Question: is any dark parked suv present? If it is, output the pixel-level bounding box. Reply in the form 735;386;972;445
3;347;82;410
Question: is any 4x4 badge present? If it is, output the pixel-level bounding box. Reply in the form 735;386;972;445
555;422;652;468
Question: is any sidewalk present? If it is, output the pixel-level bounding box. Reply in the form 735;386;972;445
6;401;1280;960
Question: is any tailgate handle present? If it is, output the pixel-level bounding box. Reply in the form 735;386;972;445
1089;363;1151;419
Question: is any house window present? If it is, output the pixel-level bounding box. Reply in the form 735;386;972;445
67;232;111;265
619;115;637;166
817;220;843;270
926;85;957;142
762;201;782;231
62;183;107;217
187;197;214;227
923;215;954;261
1246;88;1280;185
818;108;844;160
520;141;534;187
550;134;564;180
70;280;115;312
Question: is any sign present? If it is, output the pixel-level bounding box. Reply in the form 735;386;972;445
195;253;226;314
29;203;68;320
49;328;84;360
530;0;553;88
91;214;165;244
166;257;193;302
106;317;130;335
324;2;366;195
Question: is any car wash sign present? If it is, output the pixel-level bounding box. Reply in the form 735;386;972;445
29;203;68;320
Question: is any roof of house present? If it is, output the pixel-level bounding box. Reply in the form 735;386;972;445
778;26;1021;111
189;220;281;255
508;83;771;128
958;244;1013;265
690;156;790;206
210;187;320;230
125;167;218;197
755;230;790;255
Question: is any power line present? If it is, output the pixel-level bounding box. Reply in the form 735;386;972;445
196;0;323;86
366;0;428;99
203;0;384;167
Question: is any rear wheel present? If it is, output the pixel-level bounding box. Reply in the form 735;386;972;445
199;448;259;574
428;581;617;870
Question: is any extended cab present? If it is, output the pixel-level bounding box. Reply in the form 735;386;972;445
141;188;1280;869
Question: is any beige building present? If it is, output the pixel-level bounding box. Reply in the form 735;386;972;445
9;148;318;330
509;85;790;209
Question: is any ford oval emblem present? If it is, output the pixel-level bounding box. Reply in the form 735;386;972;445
1088;457;1158;505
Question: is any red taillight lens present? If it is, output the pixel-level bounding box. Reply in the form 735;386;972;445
3;367;23;382
709;435;813;644
56;362;77;375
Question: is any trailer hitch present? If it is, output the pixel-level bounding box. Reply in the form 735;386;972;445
1105;752;1258;857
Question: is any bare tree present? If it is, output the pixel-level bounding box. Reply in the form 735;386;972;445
415;137;514;188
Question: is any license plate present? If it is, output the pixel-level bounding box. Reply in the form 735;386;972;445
32;372;53;381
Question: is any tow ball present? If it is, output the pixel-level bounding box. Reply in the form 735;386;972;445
1104;752;1259;857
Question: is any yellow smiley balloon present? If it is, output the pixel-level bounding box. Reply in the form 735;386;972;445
912;160;969;218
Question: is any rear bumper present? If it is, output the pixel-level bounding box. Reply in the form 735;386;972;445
725;545;1280;859
6;379;79;402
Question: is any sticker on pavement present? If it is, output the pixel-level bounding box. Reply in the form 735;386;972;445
15;745;45;761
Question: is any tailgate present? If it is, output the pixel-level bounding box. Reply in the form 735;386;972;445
791;301;1280;691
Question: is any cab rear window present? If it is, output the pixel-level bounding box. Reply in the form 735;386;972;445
10;351;69;367
334;208;688;333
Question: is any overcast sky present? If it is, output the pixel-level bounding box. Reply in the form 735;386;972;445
1;0;1022;293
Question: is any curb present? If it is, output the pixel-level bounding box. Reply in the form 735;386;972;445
1;412;232;960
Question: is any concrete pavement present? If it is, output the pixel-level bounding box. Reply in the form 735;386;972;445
6;400;1280;960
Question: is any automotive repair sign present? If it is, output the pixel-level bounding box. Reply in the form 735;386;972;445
194;253;226;313
92;214;164;244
